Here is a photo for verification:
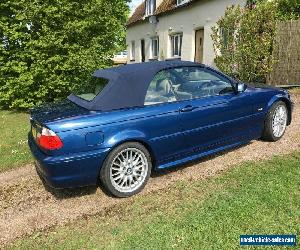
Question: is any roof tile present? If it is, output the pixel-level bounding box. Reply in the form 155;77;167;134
126;2;146;26
155;0;177;15
127;0;198;27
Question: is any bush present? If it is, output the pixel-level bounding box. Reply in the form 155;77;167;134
211;2;278;83
0;0;129;109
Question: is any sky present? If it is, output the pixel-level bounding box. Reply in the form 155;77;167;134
129;0;143;14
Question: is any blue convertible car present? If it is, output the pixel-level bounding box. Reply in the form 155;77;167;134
28;61;293;197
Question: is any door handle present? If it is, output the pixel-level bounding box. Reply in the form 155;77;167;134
180;105;197;112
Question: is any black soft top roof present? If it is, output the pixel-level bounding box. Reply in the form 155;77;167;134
68;61;203;111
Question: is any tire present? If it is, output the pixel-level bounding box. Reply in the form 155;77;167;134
99;142;152;198
261;101;288;142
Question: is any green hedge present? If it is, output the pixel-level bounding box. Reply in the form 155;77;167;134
0;0;129;109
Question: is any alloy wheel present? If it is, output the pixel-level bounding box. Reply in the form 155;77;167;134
110;148;149;193
272;105;287;138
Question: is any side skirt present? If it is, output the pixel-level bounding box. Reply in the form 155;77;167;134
156;140;251;171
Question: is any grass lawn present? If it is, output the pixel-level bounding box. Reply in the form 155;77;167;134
10;152;300;249
0;110;32;172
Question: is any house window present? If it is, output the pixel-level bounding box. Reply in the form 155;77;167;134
145;0;156;16
177;0;189;6
220;28;235;51
151;37;159;58
170;33;183;57
130;41;135;61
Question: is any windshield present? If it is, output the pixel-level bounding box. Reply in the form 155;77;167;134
73;77;109;101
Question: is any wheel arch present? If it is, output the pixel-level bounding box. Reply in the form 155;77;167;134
267;95;292;125
104;138;157;170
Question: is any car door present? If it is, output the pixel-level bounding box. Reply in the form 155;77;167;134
169;67;255;155
142;70;188;165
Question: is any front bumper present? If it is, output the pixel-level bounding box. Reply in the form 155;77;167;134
28;134;110;189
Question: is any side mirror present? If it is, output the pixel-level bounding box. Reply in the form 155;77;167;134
236;82;246;93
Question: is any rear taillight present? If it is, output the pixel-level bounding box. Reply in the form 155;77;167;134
37;127;63;150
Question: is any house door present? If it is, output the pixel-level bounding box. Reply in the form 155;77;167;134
141;39;145;62
195;29;204;63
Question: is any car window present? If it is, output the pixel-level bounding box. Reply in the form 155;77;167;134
144;70;177;106
72;77;109;101
169;67;234;101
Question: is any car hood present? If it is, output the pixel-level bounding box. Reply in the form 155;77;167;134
247;83;285;91
247;84;289;95
30;100;90;124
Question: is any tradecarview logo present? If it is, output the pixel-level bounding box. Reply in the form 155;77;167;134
240;235;296;246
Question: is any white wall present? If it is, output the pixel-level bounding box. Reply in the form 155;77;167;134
126;0;246;66
156;0;164;7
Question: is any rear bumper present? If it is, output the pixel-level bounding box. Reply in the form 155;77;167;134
28;134;110;189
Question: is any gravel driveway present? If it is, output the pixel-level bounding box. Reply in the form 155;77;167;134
1;94;299;246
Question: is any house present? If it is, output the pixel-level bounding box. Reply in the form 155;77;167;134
126;0;246;66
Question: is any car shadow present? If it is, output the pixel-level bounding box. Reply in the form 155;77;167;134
40;179;98;200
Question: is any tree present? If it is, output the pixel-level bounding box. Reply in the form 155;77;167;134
247;0;300;19
0;0;129;109
277;0;300;20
